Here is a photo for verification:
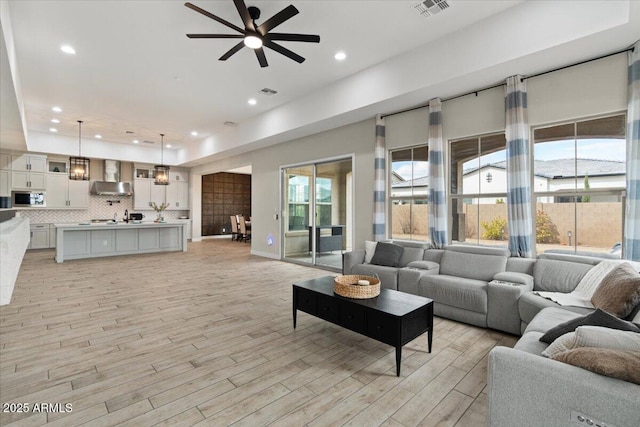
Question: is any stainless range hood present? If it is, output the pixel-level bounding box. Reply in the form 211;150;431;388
90;160;133;196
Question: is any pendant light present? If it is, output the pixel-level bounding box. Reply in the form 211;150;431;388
154;133;170;185
69;120;90;180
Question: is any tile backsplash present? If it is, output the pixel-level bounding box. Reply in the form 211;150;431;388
17;194;188;224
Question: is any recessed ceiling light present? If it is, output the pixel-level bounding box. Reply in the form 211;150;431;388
248;98;257;106
334;51;347;61
51;118;60;124
95;134;102;139
190;131;198;136
60;45;76;55
166;144;172;148
49;128;58;133
52;106;62;113
133;139;139;144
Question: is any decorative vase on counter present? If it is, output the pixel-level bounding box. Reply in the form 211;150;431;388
151;202;169;223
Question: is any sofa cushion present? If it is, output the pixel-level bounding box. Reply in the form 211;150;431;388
406;260;439;270
399;247;424;268
370;242;404;267
523;307;585;335
423;249;444;264
493;271;534;288
543;326;640;358
364;240;377;263
421;275;487;313
439;250;507;281
533;258;593;293
591;262;640;318
519;292;593;326
351;264;398;290
551;348;640;385
513;331;548;355
539;309;640;344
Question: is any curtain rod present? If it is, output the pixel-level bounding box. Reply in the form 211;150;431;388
380;45;635;119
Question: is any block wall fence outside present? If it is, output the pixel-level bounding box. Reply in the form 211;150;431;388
463;202;622;249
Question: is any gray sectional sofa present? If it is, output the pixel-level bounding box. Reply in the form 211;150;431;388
343;241;632;335
343;240;640;426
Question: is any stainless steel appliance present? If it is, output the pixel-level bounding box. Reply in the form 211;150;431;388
12;191;46;207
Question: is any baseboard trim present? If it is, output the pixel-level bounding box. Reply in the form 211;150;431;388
251;250;280;260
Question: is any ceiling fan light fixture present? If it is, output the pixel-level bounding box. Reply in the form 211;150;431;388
244;35;262;49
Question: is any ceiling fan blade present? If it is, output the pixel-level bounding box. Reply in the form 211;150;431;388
187;34;244;39
266;33;320;43
257;5;298;35
233;0;255;31
264;40;304;63
255;47;268;68
219;41;245;61
184;2;245;34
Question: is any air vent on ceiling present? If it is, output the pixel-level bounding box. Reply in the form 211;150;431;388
224;121;238;127
142;140;155;144
412;0;450;17
259;88;278;96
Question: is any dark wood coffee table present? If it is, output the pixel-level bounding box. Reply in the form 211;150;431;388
293;276;433;376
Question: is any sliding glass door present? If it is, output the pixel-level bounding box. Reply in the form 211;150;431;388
282;158;352;270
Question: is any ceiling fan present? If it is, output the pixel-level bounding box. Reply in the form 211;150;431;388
184;1;320;68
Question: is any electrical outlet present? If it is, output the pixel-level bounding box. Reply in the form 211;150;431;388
571;411;615;427
103;240;108;246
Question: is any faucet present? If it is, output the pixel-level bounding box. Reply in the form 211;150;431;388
124;209;129;223
113;212;117;222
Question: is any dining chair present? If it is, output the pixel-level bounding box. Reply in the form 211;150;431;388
229;215;239;241
238;216;251;243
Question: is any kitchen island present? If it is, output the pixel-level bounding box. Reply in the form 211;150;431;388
55;221;187;263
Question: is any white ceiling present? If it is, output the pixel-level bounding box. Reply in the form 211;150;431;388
1;1;639;167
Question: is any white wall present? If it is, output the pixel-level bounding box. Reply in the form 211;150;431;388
191;119;375;257
192;54;629;255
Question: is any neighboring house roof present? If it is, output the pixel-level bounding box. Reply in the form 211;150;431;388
392;158;625;189
391;171;406;184
463;158;625;179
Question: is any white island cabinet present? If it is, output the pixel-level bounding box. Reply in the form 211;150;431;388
55;222;187;263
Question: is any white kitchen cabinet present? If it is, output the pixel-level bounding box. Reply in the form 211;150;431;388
133;178;166;210
11;154;47;190
28;223;49;249
0;153;10;170
169;170;188;183
166;181;189;210
12;154;46;173
0;170;9;197
46;174;89;208
12;170;46;190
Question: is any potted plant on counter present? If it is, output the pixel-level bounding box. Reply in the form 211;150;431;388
151;202;170;222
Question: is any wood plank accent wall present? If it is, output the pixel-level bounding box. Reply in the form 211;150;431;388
201;172;251;236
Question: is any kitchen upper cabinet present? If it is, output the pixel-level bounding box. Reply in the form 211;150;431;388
169;170;188;183
166;181;189;210
133;178;166;210
46;174;89;208
0;153;11;170
11;154;47;190
12;154;46;173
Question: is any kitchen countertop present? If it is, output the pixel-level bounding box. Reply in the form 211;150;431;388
54;221;187;229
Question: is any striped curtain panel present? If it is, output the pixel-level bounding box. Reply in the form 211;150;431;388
428;98;448;248
624;42;640;260
505;75;533;258
373;115;386;241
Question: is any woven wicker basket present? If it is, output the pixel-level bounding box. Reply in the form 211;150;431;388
334;275;381;299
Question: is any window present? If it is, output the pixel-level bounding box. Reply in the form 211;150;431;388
449;133;507;246
287;174;333;230
533;114;625;256
288;175;309;230
389;145;429;240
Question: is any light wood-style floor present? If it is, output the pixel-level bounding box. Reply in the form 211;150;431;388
0;240;516;426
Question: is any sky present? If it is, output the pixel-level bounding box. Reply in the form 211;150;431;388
392;138;626;180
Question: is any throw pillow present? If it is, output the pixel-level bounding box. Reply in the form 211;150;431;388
591;262;640;318
551;348;640;385
370;242;404;267
542;326;640;358
539;309;640;344
364;240;377;264
542;332;577;358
